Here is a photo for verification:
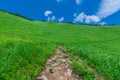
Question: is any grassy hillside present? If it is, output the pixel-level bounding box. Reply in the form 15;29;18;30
0;11;120;80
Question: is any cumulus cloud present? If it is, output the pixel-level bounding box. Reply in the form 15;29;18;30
97;0;120;18
76;0;81;5
73;12;100;24
58;17;64;22
85;15;100;24
44;10;52;17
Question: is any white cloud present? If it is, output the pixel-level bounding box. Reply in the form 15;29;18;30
74;12;100;24
76;0;81;5
99;22;106;25
97;0;120;18
58;17;64;22
44;10;56;21
85;15;100;24
73;12;85;23
44;10;52;17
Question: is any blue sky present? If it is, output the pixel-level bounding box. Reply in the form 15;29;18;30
0;0;120;25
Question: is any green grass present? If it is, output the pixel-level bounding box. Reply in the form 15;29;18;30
71;60;95;80
0;11;120;80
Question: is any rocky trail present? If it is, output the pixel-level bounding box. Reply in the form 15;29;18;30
37;47;106;80
37;47;79;80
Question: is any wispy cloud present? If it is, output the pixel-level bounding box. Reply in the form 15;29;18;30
58;17;64;22
44;10;52;17
97;0;120;18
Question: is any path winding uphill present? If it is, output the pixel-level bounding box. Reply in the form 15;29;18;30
37;47;79;80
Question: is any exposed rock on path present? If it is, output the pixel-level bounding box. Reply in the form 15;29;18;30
37;47;79;80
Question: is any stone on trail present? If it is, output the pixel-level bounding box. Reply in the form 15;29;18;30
60;59;66;63
67;69;72;76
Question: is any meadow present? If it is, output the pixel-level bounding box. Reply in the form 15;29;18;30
0;11;120;80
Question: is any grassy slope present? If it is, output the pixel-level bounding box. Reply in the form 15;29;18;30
0;11;120;80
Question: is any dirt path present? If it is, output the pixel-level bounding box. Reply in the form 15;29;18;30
37;47;106;80
37;47;79;80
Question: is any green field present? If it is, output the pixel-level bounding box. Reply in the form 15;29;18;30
0;11;120;80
